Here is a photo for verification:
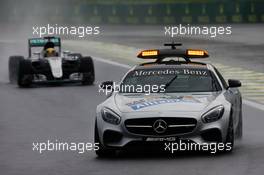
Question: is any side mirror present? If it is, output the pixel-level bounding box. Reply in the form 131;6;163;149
228;79;241;88
100;81;114;90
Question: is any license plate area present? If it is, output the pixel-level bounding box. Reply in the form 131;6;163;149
146;137;178;142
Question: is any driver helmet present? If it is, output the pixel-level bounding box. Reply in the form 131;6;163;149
45;48;56;57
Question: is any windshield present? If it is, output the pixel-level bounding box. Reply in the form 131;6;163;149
120;67;221;93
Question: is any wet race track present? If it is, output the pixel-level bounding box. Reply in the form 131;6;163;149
0;24;264;175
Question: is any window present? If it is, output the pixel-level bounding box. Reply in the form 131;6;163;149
121;67;221;93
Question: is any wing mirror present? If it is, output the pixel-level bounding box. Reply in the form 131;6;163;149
228;79;241;88
100;81;114;90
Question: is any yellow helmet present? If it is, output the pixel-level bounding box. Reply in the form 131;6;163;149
46;48;56;57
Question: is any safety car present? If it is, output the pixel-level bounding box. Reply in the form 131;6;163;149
95;43;242;157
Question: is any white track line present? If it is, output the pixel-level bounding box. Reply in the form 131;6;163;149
243;100;264;111
94;56;131;69
94;56;264;111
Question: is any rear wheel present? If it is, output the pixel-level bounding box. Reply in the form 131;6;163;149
94;121;116;157
80;56;94;85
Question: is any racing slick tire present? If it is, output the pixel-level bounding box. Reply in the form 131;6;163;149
8;56;24;84
94;121;116;157
17;58;33;87
80;56;95;85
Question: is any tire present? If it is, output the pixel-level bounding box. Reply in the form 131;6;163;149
17;58;33;88
224;116;234;153
237;102;243;139
94;121;116;157
80;56;95;85
8;56;24;83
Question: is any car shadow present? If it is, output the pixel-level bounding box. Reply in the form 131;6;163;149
95;148;235;160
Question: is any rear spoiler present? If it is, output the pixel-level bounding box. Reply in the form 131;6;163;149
28;36;61;57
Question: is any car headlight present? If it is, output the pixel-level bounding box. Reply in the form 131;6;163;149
101;108;121;125
202;105;224;123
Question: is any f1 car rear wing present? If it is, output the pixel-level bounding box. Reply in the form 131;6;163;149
28;36;61;57
137;43;209;63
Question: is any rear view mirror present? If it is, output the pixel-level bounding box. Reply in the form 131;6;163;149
228;79;241;88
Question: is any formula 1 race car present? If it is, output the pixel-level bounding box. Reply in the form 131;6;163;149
95;43;242;157
9;36;94;87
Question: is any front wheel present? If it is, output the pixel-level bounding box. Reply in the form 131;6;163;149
224;116;234;153
9;56;24;84
80;56;94;85
94;121;116;157
237;103;243;139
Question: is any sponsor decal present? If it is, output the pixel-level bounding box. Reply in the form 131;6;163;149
132;68;208;77
126;96;200;110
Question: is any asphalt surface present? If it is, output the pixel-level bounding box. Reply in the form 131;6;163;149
0;25;264;175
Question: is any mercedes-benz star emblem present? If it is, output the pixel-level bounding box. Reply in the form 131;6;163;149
153;119;167;134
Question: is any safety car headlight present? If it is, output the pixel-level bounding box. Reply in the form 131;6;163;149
101;108;121;125
202;105;224;123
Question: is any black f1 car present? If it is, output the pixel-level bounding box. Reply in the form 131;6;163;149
9;36;94;87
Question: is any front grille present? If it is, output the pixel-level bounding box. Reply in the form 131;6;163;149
125;117;197;136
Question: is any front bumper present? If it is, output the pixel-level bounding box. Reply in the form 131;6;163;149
96;110;230;150
31;73;83;84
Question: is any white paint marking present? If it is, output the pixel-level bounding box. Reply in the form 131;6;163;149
93;56;132;69
243;100;264;111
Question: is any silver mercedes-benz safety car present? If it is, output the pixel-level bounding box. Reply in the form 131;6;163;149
95;43;242;157
9;36;94;87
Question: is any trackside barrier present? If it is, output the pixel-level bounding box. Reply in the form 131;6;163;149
2;0;264;24
77;2;264;24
